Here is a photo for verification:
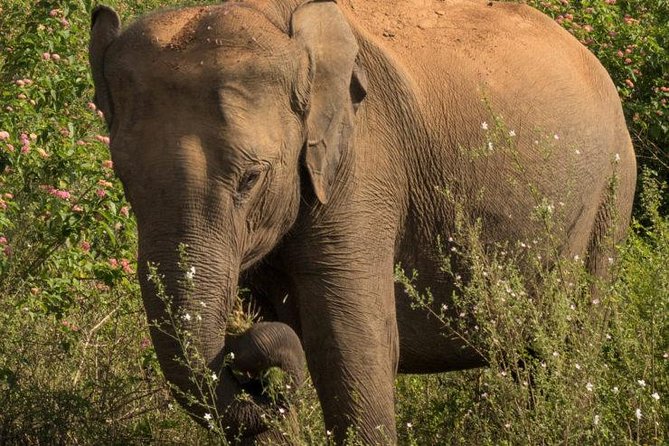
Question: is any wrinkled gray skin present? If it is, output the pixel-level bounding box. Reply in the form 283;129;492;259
89;0;636;443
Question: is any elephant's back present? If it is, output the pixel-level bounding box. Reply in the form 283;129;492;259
342;0;635;258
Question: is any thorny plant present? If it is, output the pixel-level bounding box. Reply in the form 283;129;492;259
394;121;665;445
144;243;302;444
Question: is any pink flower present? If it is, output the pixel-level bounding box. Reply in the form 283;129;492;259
15;79;25;87
0;200;7;210
19;133;29;146
96;189;107;198
51;54;61;61
0;131;9;140
97;179;113;188
3;245;11;256
72;204;83;212
3;193;13;199
45;186;71;200
80;241;91;252
95;135;110;145
140;337;151;349
625;79;635;88
76;140;86;146
97;110;105;119
21;145;29;154
119;206;130;217
0;236;7;245
42;52;51;60
87;102;97;111
120;259;133;274
49;9;59;17
583;25;593;32
54;190;71;200
5;144;15;153
59;18;69;28
37;148;49;158
109;258;119;268
101;160;113;169
605;0;616;4
624;58;633;65
616;50;624;58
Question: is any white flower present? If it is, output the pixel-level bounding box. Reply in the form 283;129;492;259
481;121;489;130
614;153;621;162
652;392;660;401
509;130;516;137
608;257;614;264
573;254;580;261
278;407;285;414
552;351;559;357
211;372;218;381
185;266;196;280
635;408;642;420
575;149;581;155
182;313;192;322
575;363;581;370
196;314;202;321
594;414;600;425
638;379;646;387
504;423;511;428
326;430;332;436
586;382;593;392
488;141;494;151
613;386;619;394
554;134;560;140
406;422;413;428
203;413;212;421
228;352;235;360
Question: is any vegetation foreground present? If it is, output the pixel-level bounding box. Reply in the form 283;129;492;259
0;0;667;444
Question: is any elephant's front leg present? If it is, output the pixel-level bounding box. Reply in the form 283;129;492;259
290;243;399;444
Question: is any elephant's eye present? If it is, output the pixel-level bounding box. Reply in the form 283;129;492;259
237;167;263;195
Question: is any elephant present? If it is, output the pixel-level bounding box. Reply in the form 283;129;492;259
89;0;636;443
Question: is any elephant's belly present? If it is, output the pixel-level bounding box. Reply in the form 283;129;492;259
395;283;486;373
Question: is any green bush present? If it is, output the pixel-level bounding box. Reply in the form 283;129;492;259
0;0;666;444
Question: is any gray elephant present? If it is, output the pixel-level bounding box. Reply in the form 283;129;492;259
89;0;636;443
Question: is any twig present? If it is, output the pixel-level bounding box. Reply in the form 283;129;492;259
72;308;117;385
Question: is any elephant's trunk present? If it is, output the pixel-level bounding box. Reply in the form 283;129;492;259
137;237;303;440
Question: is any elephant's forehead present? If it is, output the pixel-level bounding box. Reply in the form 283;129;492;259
107;4;295;81
118;2;290;57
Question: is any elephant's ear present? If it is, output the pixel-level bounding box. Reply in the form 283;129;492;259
291;1;367;204
89;5;121;129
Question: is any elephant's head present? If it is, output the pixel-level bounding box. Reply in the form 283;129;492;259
89;0;366;440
